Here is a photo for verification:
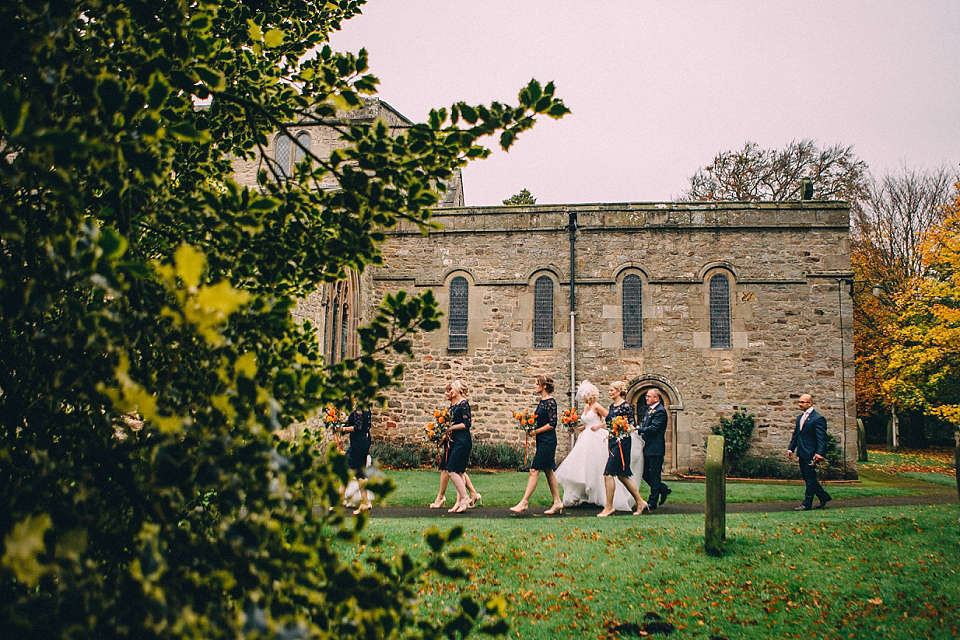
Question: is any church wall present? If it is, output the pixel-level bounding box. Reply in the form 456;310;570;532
370;202;857;476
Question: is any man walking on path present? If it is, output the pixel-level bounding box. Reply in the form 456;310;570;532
787;393;832;511
638;388;671;509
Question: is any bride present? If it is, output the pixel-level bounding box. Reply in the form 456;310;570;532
556;380;644;511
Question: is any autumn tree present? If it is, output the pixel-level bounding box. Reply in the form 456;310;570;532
881;182;960;508
502;188;537;205
0;0;567;637
852;166;958;444
680;139;869;202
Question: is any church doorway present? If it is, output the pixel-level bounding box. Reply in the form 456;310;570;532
627;381;681;473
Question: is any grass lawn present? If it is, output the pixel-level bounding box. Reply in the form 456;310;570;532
372;469;928;507
346;505;960;639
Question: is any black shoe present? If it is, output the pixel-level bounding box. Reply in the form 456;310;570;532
814;496;832;510
658;486;672;506
793;505;811;511
647;502;657;511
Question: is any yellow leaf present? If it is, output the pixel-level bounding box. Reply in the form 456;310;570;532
195;280;251;318
247;19;262;41
235;352;257;378
264;28;285;48
174;244;205;289
2;513;52;585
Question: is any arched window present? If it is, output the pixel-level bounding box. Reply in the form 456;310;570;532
330;296;340;361
322;297;331;360
448;276;469;350
293;131;310;166
340;304;349;361
533;275;554;350
709;274;731;349
274;134;291;177
622;274;642;348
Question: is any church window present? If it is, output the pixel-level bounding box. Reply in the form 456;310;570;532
293;131;310;167
340;303;349;361
448;276;469;351
533;275;554;349
709;274;731;349
622;274;642;348
274;134;291;177
330;296;340;361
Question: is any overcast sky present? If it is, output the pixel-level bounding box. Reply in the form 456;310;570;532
329;1;959;206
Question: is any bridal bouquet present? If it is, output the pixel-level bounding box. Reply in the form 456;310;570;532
322;405;348;434
608;415;634;441
561;407;582;432
425;408;451;444
512;409;536;433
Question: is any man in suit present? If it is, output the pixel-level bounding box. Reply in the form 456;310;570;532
787;394;832;511
637;388;671;510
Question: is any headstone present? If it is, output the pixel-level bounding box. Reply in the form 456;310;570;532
857;418;868;462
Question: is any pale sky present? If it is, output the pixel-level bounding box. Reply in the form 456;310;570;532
329;1;959;206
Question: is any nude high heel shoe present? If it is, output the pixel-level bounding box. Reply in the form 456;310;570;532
468;494;482;508
509;500;529;514
429;497;446;509
544;503;564;515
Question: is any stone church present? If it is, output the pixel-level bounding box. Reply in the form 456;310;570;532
233;99;858;477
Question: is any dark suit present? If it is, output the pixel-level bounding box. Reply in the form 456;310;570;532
788;409;831;508
637;402;669;505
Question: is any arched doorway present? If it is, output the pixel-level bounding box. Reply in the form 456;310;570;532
626;378;683;473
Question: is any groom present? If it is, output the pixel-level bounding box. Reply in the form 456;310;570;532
637;388;671;510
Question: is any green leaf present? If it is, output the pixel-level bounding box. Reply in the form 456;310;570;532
168;121;209;142
193;65;225;91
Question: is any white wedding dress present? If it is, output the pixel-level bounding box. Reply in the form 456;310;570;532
556;406;645;510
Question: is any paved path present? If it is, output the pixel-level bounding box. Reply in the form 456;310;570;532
360;478;957;519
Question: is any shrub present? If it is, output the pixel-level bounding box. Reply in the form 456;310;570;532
470;441;526;470
737;455;800;479
711;409;756;474
822;433;844;478
370;441;432;469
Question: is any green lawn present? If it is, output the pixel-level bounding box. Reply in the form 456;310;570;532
346;505;960;639
371;469;927;507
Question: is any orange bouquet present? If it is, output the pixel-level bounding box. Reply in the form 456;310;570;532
561;407;581;432
425;408;451;444
512;410;536;433
608;415;633;441
323;405;348;433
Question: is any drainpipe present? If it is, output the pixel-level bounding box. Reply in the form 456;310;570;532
568;209;577;451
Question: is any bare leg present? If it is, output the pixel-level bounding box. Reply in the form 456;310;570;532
543;470;563;513
617;476;650;514
511;469;539;512
598;475;617;517
448;472;469;512
464;473;481;504
430;471;449;508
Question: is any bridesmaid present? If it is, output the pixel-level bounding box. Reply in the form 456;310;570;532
510;374;564;515
598;381;650;517
341;402;373;514
442;379;475;513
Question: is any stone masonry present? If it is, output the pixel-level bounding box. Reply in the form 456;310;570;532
369;202;857;477
232;99;856;477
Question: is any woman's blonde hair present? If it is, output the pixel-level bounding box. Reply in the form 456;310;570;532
447;379;468;396
609;380;627;396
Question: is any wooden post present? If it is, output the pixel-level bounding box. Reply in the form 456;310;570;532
705;435;726;557
857;418;868;462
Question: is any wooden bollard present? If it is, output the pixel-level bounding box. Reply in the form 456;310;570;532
705;434;726;557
